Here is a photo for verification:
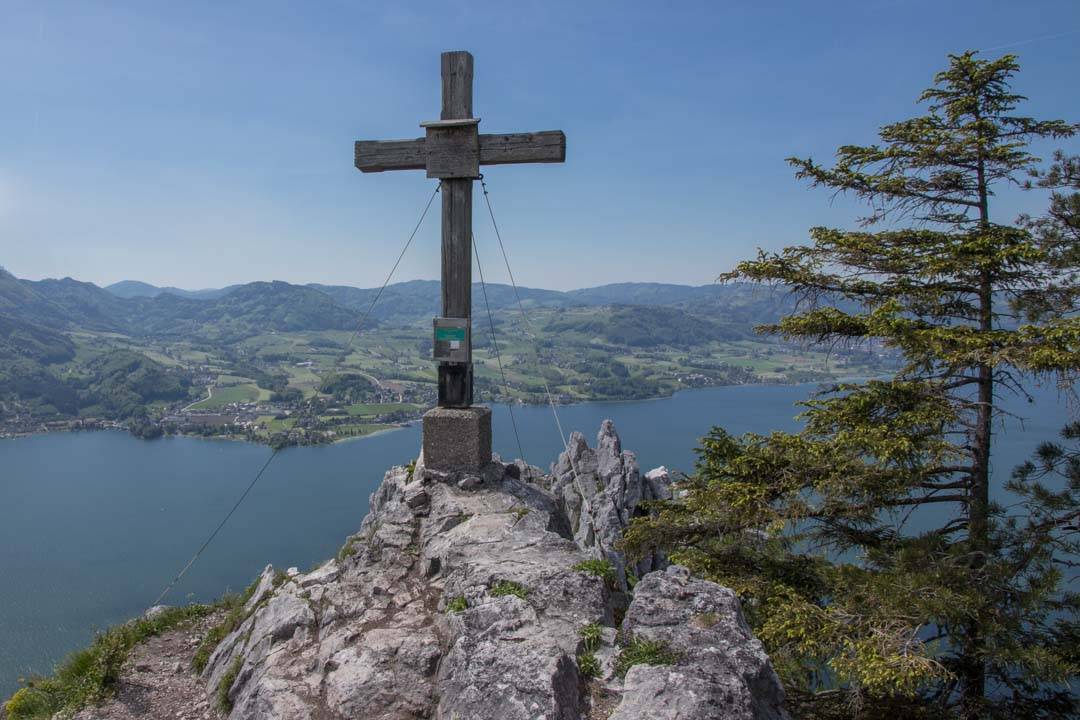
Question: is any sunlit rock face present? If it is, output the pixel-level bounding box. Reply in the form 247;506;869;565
202;423;789;720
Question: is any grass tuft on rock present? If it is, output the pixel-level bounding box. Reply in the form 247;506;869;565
575;622;606;679
191;580;263;674
337;537;359;562
489;580;529;599
4;605;213;720
445;595;468;613
614;637;680;678
572;559;617;588
216;655;243;714
577;652;602;679
579;622;603;653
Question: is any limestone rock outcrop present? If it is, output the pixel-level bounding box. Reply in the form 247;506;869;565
541;421;674;587
200;423;788;720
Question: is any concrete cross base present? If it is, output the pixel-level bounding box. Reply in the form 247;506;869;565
421;406;492;473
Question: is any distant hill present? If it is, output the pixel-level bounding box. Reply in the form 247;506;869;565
7;270;810;337
312;279;801;326
105;280;236;300
158;281;362;337
0;267;43;313
25;277;133;331
0;315;75;364
103;278;797;315
1;270;130;331
113;282;368;339
104;280;169;298
567;282;722;306
77;351;191;419
3;275;364;340
309;280;574;323
545;305;746;347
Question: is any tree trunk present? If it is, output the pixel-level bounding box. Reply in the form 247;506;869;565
961;152;993;720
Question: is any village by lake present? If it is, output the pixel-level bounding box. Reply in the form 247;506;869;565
0;382;1074;698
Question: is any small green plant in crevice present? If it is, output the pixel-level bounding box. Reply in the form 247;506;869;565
489;580;528;600
216;655;243;714
614;638;680;678
576;621;606;679
572;559;617;589
626;570;639;591
337;538;359;562
445;595;468;613
577;652;602;679
405;459;417;481
191;582;262;675
4;604;214;720
579;622;603;653
511;506;530;521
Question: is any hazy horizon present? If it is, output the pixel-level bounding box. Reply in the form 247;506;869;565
6;267;731;294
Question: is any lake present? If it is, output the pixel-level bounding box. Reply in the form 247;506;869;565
0;382;1073;697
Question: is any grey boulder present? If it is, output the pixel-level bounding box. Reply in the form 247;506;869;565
610;565;790;720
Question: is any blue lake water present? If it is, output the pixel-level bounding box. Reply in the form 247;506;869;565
0;382;1074;697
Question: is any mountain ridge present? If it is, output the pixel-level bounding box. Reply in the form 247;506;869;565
104;280;237;300
2;271;801;334
104;277;771;312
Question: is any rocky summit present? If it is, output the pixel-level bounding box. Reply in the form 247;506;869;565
87;422;790;719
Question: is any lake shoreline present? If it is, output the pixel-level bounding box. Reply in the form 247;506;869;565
0;423;414;448
0;374;885;446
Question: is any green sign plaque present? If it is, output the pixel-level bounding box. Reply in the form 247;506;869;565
432;317;470;362
435;326;467;342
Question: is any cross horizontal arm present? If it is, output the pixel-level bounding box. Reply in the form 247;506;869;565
479;131;565;166
354;138;426;173
355;130;565;173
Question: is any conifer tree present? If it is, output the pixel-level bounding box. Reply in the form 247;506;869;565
624;52;1078;718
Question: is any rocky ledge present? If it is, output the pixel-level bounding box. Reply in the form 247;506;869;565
85;422;790;719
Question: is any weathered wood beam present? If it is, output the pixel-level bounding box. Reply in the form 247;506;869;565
426;125;479;179
355;130;566;174
438;50;475;408
354;138;426;173
442;51;473;122
479;131;566;166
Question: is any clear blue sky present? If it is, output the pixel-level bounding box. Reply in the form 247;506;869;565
1;0;1078;291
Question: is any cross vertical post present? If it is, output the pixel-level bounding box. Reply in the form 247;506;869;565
438;51;474;408
353;49;565;471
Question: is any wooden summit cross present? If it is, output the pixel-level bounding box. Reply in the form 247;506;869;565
354;50;565;471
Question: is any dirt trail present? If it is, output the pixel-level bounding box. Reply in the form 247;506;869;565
72;610;226;720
